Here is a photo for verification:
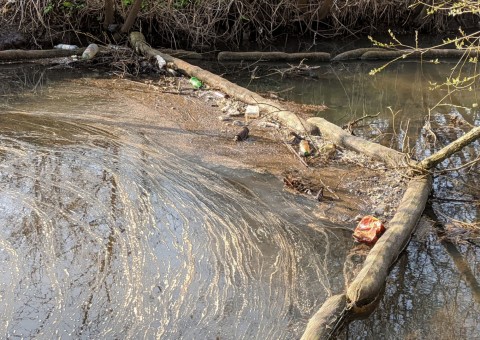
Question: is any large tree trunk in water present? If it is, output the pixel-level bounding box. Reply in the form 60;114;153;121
121;0;143;33
129;32;318;134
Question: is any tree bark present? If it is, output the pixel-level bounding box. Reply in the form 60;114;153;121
0;48;84;61
120;0;143;33
417;126;480;170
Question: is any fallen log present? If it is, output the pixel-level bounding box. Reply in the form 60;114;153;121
217;51;330;62
331;48;386;61
301;294;347;340
301;123;480;338
129;32;318;134
345;176;432;308
417;125;480;170
0;48;85;61
360;48;477;60
307;117;410;168
159;48;205;60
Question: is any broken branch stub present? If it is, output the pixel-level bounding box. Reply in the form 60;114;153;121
417;125;480;170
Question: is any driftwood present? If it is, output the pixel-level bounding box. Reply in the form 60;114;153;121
217;51;330;62
301;122;480;339
417;126;480;170
361;48;477;60
307;117;410;168
301;294;347;340
331;48;386;61
129;32;318;134
345;176;432;307
0;48;85;61
159;48;205;60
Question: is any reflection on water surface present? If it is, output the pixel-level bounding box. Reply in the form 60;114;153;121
0;64;479;339
0;67;351;339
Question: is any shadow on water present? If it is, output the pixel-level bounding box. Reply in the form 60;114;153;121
0;64;478;339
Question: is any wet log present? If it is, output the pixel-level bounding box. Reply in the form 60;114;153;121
129;32;318;133
417;125;480;170
301;294;347;340
346;175;432;309
361;48;476;60
159;48;204;60
307;117;410;168
217;51;330;62
331;48;386;61
302;122;480;338
0;48;84;61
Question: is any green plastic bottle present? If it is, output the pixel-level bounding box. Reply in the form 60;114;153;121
189;77;202;89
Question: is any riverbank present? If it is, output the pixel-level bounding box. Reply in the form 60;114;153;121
1;0;479;52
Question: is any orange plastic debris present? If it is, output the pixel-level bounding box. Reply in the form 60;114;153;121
353;215;385;244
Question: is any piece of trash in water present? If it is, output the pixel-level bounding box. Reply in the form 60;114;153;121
299;139;311;156
245;105;260;120
189;77;203;89
54;44;79;50
353;215;385;244
234;127;249;141
82;43;99;59
155;55;166;69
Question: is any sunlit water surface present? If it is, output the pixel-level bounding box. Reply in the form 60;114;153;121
0;65;352;339
0;63;479;339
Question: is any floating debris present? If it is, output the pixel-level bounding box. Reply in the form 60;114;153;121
353;215;385;244
234;126;249;141
82;43;99;60
245;105;260;120
299;139;311;156
189;77;203;89
54;44;78;50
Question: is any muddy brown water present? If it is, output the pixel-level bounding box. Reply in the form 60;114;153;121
0;63;479;339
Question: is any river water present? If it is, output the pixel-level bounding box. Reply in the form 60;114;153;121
0;65;352;339
0;62;479;339
221;59;480;339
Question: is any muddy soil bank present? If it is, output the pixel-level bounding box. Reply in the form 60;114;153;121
76;75;406;228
